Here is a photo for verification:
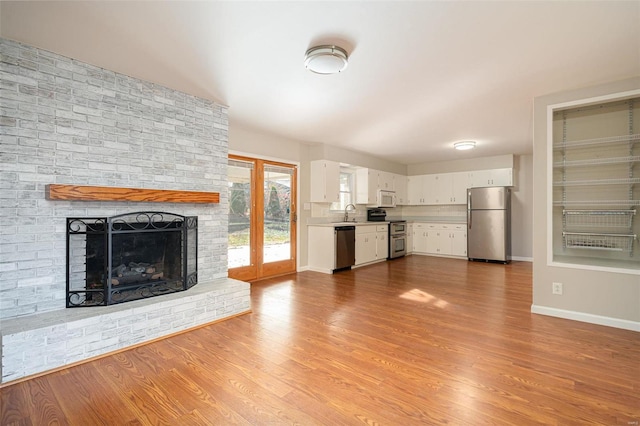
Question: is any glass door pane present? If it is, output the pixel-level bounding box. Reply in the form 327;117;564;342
263;164;293;264
228;159;253;269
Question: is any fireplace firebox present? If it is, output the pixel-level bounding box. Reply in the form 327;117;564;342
66;212;198;307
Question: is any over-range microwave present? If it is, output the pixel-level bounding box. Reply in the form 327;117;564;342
377;189;396;208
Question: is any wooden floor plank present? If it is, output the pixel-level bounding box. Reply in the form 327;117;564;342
2;256;639;425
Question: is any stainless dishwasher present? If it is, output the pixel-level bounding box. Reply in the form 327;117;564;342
334;226;356;272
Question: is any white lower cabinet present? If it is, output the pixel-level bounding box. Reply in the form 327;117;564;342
406;223;413;254
308;223;391;273
413;223;428;253
307;226;337;273
412;223;467;258
426;224;447;254
450;228;467;257
376;225;388;260
355;224;388;265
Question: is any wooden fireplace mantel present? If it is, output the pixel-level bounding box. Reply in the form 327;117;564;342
45;184;220;204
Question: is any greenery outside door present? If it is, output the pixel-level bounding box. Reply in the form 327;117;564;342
228;155;297;281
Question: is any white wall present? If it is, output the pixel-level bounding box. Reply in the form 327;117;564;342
228;124;312;268
229;123;308;163
403;154;533;260
228;125;408;269
407;154;514;175
229;126;536;266
512;155;533;259
315;144;407;175
532;78;640;331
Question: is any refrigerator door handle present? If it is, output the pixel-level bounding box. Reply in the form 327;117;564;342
467;191;472;229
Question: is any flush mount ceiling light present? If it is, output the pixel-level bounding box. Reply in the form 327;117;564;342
454;141;476;151
304;45;349;74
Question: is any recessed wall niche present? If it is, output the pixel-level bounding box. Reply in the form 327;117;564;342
552;96;639;271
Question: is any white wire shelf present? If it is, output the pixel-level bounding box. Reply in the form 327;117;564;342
554;200;640;207
553;156;640;168
553;133;640;150
563;232;637;253
553;177;640;187
563;210;636;228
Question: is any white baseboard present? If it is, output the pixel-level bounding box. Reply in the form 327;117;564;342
305;266;333;274
512;256;533;262
297;265;310;272
531;305;640;332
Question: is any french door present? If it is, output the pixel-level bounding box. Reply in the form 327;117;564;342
227;154;297;281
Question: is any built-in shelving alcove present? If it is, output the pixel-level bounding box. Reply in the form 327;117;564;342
552;96;639;271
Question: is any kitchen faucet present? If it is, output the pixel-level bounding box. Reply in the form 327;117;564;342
343;203;357;222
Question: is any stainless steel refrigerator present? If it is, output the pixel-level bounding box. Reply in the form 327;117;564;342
467;186;511;263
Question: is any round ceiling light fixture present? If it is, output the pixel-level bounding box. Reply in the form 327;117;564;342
454;140;476;151
304;45;349;74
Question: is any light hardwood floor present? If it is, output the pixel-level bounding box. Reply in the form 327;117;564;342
2;256;639;425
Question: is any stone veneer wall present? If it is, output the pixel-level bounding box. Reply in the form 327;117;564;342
0;38;250;383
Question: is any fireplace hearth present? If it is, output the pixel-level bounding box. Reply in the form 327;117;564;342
66;212;198;307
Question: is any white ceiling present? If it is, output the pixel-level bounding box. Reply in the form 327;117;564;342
2;1;639;164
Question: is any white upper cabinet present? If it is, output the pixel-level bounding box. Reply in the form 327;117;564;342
405;169;510;205
433;173;452;204
407;175;426;205
355;168;399;204
393;174;408;205
378;171;394;191
311;161;511;206
355;168;378;204
451;172;471;204
469;168;513;187
422;174;437;204
408;172;470;205
491;168;513;186
310;160;340;203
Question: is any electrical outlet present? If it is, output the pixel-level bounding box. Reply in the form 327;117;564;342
552;282;563;295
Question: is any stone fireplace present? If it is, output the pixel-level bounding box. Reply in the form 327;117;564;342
0;38;250;384
67;212;198;307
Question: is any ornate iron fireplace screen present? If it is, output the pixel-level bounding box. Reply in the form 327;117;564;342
66;212;197;307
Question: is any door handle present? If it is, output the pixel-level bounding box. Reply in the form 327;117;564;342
467;192;472;229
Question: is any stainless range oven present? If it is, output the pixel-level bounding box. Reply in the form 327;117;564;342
388;220;407;259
